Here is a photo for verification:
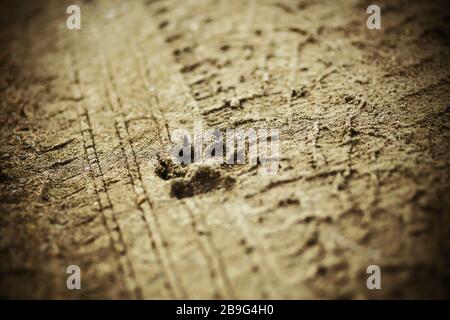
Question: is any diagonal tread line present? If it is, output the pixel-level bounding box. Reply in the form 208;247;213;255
134;18;239;295
68;53;142;299
131;42;234;298
103;58;188;299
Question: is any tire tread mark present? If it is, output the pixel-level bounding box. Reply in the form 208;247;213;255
139;24;237;297
131;43;231;299
103;58;188;299
184;199;236;299
221;202;283;299
67;54;142;299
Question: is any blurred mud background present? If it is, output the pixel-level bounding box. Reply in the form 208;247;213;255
0;0;449;299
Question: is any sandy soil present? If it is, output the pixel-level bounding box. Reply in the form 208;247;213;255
0;0;449;299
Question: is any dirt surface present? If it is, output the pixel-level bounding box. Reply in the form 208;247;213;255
0;0;449;299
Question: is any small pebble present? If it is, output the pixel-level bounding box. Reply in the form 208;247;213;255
230;98;240;108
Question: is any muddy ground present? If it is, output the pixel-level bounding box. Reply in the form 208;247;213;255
0;0;449;299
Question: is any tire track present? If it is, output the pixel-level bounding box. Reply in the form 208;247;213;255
102;57;188;299
129;42;231;298
67;53;142;299
143;1;284;298
142;10;239;297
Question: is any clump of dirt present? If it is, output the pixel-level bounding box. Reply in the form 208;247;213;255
154;156;186;180
170;164;235;199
